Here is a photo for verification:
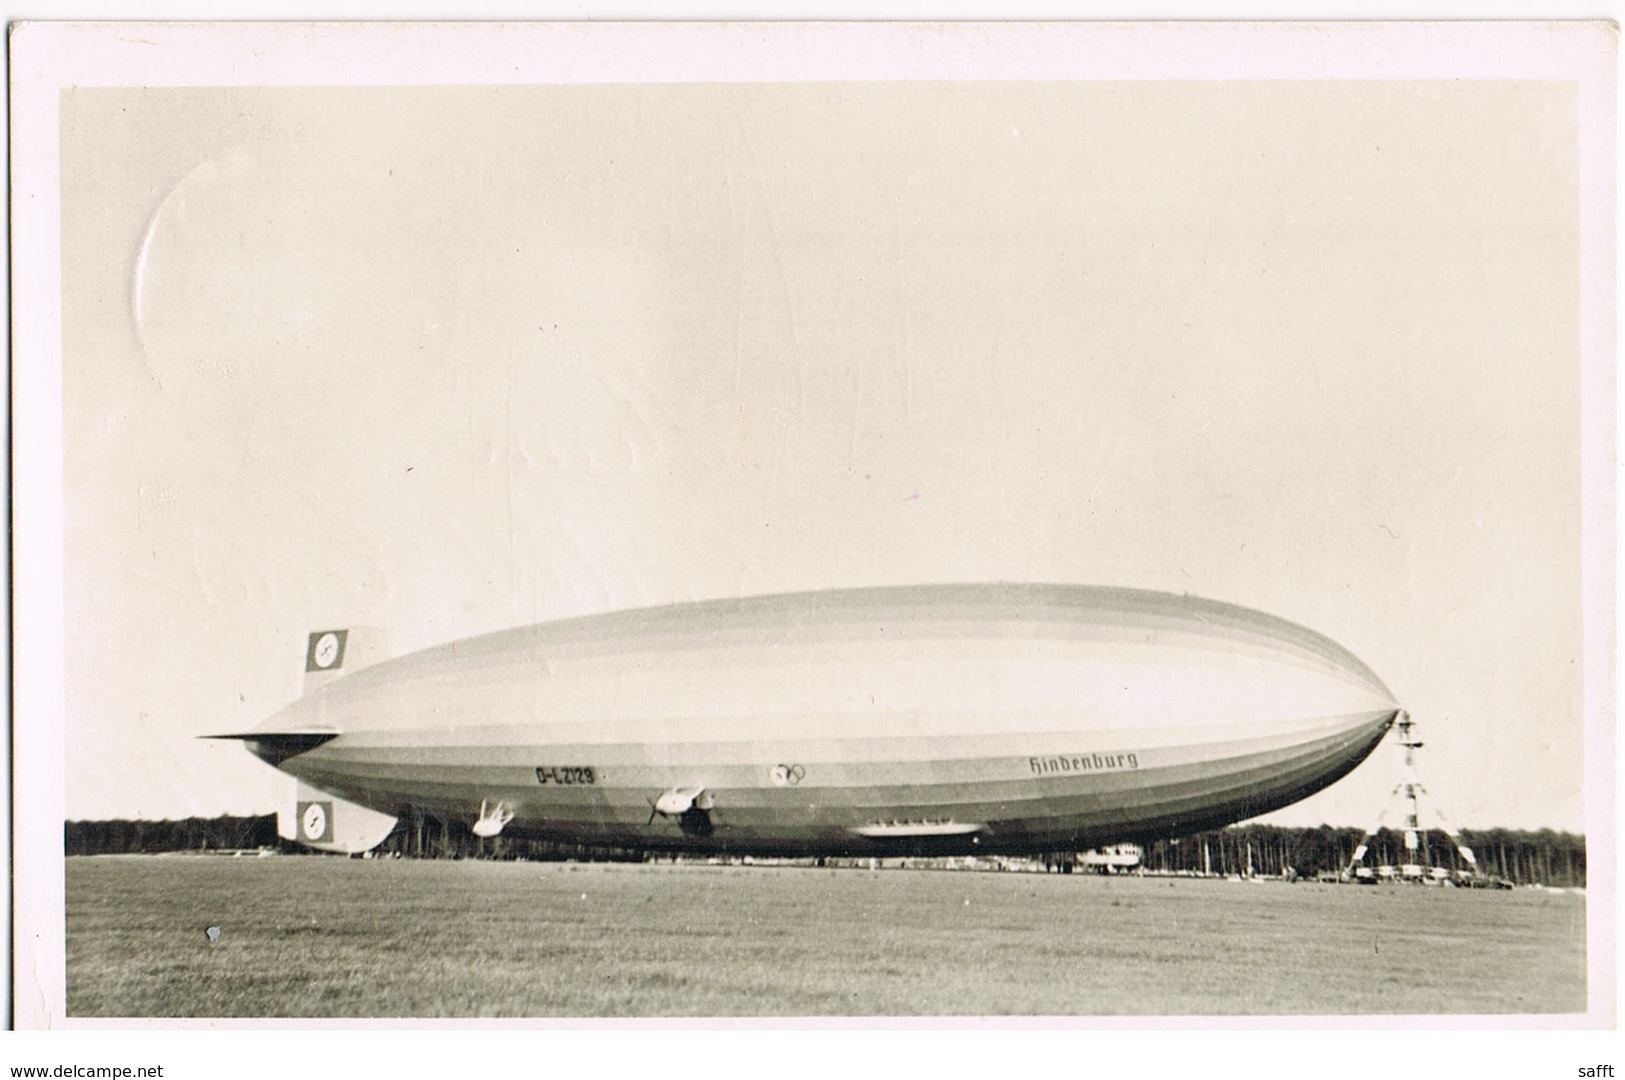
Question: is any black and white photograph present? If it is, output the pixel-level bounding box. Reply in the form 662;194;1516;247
10;15;1615;1069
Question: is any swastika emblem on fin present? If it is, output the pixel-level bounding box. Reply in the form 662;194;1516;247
306;630;348;672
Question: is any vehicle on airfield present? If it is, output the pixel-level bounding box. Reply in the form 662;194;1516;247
210;583;1400;857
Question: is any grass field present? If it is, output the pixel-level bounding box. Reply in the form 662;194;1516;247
65;855;1587;1018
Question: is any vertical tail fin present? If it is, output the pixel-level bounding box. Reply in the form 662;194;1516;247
271;628;398;852
280;779;398;854
301;627;389;694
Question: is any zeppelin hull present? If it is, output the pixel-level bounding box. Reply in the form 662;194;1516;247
237;585;1401;856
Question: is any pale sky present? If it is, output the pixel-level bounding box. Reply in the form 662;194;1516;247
58;78;1588;831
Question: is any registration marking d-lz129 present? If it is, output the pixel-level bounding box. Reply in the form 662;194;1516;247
536;766;597;785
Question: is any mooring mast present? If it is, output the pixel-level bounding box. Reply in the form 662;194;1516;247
1344;712;1479;881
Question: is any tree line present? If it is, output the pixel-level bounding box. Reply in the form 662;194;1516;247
64;815;1586;886
65;815;281;855
1137;823;1586;886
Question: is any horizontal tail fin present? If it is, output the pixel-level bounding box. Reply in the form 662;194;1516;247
201;730;337;767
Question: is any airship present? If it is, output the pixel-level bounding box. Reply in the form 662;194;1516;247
213;584;1399;856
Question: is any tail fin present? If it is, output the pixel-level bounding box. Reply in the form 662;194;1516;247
280;779;398;854
301;627;389;694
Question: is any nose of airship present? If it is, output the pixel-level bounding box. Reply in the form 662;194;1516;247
1312;653;1397;717
1252;604;1399;716
1319;643;1398;717
1167;607;1400;740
